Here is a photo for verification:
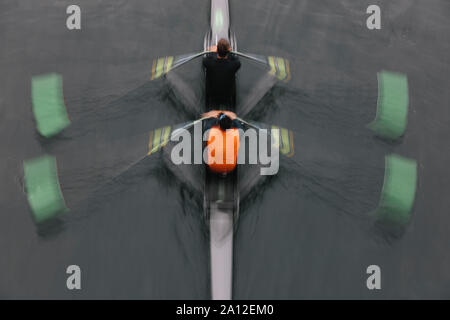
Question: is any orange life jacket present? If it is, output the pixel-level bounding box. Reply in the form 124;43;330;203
206;126;240;173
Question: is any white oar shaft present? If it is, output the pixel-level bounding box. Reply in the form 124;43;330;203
151;51;213;80
230;51;267;65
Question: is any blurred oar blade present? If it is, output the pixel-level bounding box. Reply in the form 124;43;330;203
150;52;207;80
23;155;68;224
368;71;409;140
32;73;71;138
374;154;417;226
151;56;174;80
267;56;291;82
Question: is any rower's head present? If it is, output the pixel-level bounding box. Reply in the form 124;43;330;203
218;113;232;131
217;38;231;58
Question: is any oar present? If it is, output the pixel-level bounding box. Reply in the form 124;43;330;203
65;118;207;211
236;117;295;158
81;117;208;203
231;51;291;82
150;51;213;80
151;50;291;82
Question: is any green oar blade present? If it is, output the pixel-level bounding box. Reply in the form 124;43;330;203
32;73;71;138
23;155;68;223
368;71;409;140
375;154;417;225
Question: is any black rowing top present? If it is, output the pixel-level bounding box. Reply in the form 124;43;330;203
203;53;241;110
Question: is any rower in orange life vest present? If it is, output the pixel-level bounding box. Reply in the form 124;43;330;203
202;111;243;175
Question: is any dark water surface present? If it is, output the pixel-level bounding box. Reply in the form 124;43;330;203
1;0;450;298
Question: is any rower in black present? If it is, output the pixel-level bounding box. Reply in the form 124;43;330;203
203;38;241;110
